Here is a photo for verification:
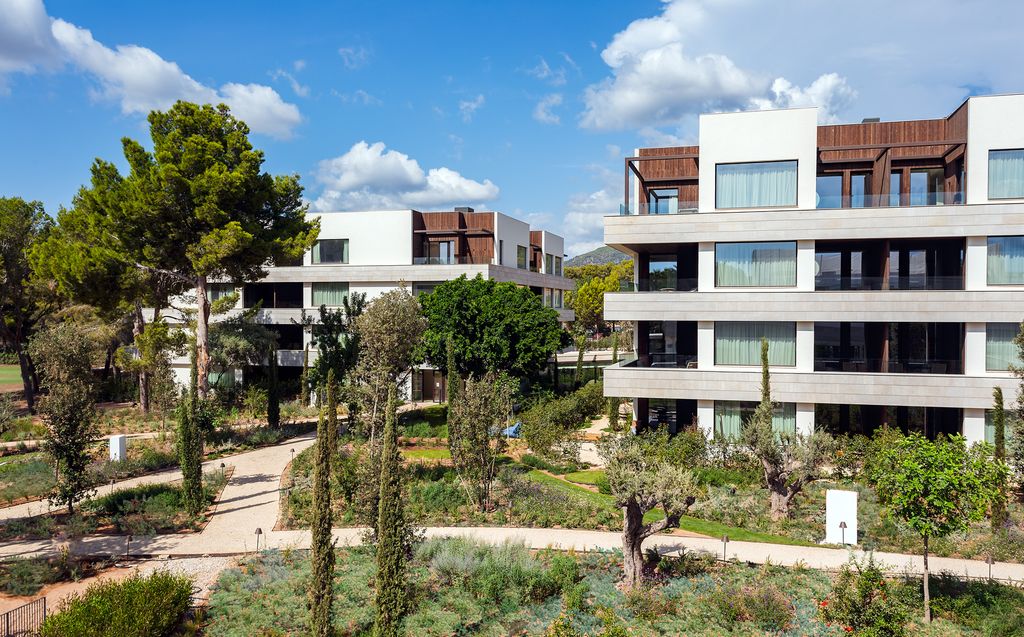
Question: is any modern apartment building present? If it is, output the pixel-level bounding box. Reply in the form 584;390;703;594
603;94;1024;445
172;208;573;400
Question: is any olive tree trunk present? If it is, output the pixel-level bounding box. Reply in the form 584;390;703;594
195;275;211;400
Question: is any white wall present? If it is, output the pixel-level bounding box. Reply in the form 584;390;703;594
698;107;819;213
796;403;815;435
494;212;531;268
965;94;1024;205
306;210;412;266
796;322;814;372
541;231;566;273
696;400;714;437
963;408;986;445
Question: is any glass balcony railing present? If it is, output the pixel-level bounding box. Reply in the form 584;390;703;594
619;278;699;292
637;353;698;368
815;192;964;209
813;276;964;291
619;201;699;215
814;358;962;374
413;256;485;265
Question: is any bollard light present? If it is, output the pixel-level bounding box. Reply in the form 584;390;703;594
721;534;729;561
126;534;132;559
839;521;848;545
987;554;995;581
255;527;263;553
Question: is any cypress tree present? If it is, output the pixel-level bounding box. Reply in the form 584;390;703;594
309;404;335;636
267;347;280;428
992;387;1009;530
374;385;406;637
326;368;338;456
178;344;204;517
300;344;310;406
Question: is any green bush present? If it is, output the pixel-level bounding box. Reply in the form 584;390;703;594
624;586;677;621
0;557;76;596
818;555;908;637
521;381;604;462
705;584;793;631
39;571;192;637
242;385;268;418
928;573;1024;636
520;454;578;475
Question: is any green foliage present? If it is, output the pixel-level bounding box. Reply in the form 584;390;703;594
705;583;795;632
521;380;605;462
242;385;268;419
267;349;280;428
209;305;278;377
309;400;335;637
308;294;367;394
325;368;338;453
0;555;81;596
447;372;515;509
29;323;98;513
177;349;206;517
818;555;909;637
375;385;407;637
39;570;192;637
520;454;580;475
419;274;567;379
992;387;1009;531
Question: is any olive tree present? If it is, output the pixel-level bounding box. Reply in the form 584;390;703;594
742;339;835;520
447;372;515;510
599;431;703;589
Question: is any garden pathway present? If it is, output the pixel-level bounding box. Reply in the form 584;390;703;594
2;433;1023;586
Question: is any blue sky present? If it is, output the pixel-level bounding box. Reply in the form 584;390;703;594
2;0;1023;255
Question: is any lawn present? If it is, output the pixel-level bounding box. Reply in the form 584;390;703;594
400;448;451;460
0;365;21;386
203;538;1024;636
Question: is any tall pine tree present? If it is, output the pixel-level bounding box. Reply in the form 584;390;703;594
309;402;335;636
992;387;1009;531
326;368;338;456
374;385;406;637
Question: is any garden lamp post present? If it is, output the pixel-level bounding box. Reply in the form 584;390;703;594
987;555;994;581
839;521;847;545
721;534;729;561
126;534;132;559
255;527;263;553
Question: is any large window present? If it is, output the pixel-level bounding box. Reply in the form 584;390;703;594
555;256;563;276
311;282;349;307
649;254;678;291
714;322;796;366
648;188;679;214
816;174;841;209
986;410;1018;445
987;323;1022;371
851;173;869;208
889;172;902;207
714;401;796;440
209;283;237;302
988;236;1024;284
909;168;944;206
545;253;554;274
312;239;349;264
715;241;797;287
989;149;1024;199
716;160;797;209
420;240;455;264
517;245;528;269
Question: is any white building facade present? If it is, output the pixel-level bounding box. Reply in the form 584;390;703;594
603;95;1024;445
169;208;573;399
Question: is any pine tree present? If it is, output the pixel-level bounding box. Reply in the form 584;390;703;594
992;387;1009;530
267;347;280;428
374;385;406;637
178;344;204;517
326;368;338;456
309;403;335;636
301;344;310;406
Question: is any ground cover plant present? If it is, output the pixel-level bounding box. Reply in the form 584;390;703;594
0;552;107;597
204;539;1023;636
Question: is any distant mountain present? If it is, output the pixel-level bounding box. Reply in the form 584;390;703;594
565;246;630;268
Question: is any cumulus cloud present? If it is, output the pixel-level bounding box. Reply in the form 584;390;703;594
533;93;563;125
580;0;854;130
312;141;499;211
1;0;302;138
558;166;621;256
458;94;485;122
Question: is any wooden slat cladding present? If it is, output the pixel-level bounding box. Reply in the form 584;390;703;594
464;211;494;233
818;118;962;163
636;145;699;181
466;235;493;264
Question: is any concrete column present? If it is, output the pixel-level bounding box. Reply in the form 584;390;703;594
796;403;815;435
964;322;987;376
965;236;988;291
697;322;715;369
303;282;313;308
697;400;715;438
797;240;816;291
963;408;986;445
698;242;715;291
796;322;815;372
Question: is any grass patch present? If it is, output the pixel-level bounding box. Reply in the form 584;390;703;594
0;452;55;504
564;469;606;486
0;555;104;597
401;448;451;460
0;365;21;386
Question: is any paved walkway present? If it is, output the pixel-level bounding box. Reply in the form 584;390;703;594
2;433;1023;585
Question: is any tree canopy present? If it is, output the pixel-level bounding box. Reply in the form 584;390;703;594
418;274;566;378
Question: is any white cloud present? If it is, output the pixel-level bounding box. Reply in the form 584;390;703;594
292;59;306;72
333;88;381;106
580;0;854;130
526;57;566;86
458;94;485;122
312;141;499;211
0;2;302;139
749;74;857;123
559;166;621;256
337;45;369;70
533;93;563;125
271;68;310;98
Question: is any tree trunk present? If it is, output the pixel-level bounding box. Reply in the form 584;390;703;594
769;483;788;521
133;302;150;413
622;502;646;589
574;336;586;387
195;275;211;400
923;534;931;622
15;345;35;413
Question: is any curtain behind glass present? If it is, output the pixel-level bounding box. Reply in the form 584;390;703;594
716;161;797;209
989;149;1024;199
988;236;1024;284
986;323;1022;370
772;403;797;435
312;282;349;307
986;410;1018;445
714;402;742;440
716;242;796;287
715;322;796;366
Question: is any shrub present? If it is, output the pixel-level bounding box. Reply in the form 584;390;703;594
39;570;192;637
624;586;676;621
706;584;794;631
242;385;268;418
0;557;70;596
520;454;578;475
818;555;909;637
521;381;605;462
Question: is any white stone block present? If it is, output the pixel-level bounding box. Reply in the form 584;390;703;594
109;435;127;462
825;489;858;545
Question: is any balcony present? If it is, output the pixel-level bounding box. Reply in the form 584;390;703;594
815;192;963;210
636;353;698;368
412;255;484;265
619;201;698;216
619;278;698;293
813;358;962;374
814;275;963;291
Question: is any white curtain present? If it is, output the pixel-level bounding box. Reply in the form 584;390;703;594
772;403;797;435
715;322;796;366
312;282;349;307
988;236;1024;284
986;323;1022;371
716;161;798;209
989;149;1024;199
986;411;1018;445
716;242;796;287
714;402;743;440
